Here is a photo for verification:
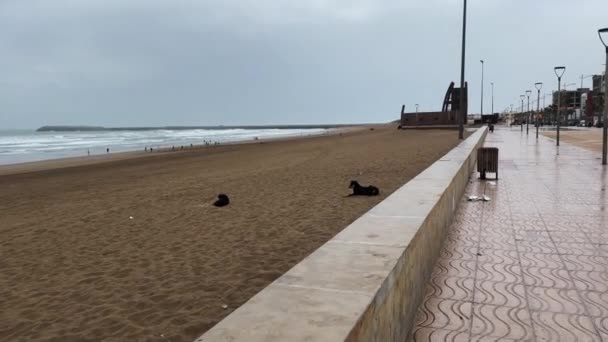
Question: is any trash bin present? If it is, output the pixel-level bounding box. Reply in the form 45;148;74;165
477;147;498;180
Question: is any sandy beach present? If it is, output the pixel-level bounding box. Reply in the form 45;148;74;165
542;128;604;152
0;125;464;342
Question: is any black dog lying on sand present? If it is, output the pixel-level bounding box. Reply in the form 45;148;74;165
213;194;230;207
347;181;379;197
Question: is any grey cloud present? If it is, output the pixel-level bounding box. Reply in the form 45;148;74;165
1;0;607;128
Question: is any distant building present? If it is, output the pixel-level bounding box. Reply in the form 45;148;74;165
552;88;589;109
552;87;590;121
589;73;605;123
593;73;606;93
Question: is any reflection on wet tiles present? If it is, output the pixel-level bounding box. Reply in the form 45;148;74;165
411;127;607;341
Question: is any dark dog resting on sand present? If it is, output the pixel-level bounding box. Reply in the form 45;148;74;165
348;181;379;196
213;194;230;207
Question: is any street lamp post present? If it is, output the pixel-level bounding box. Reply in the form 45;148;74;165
526;90;532;135
491;82;494;114
535;82;543;139
416;104;419;113
520;95;525;132
480;60;484;116
458;0;467;140
554;66;566;146
598;28;608;165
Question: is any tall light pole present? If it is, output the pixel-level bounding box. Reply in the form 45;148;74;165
554;66;566;146
458;0;467;140
526;90;532;135
520;95;525;132
598;28;608;165
491;82;494;114
535;82;543;139
480;60;484;116
415;104;419;113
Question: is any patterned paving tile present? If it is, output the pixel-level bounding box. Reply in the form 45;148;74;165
439;245;478;261
432;259;477;279
470;304;533;340
476;249;519;265
511;219;546;231
514;230;551;241
443;235;479;249
579;291;608;317
570;271;608;292
526;287;586;315
531;312;600;342
549;231;590;243
409;327;470;342
477;236;516;250
478;228;513;239
542;220;585;232
555;242;601;256
475;263;523;284
518;252;564;269
424;276;475;302
516;240;557;254
415;298;472;332
473;281;526;308
594;317;608;340
562;254;608;272
521;267;574;289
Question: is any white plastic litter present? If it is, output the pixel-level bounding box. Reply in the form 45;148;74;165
221;304;228;309
468;195;490;202
129;216;134;220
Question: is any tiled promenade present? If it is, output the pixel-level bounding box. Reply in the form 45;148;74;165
411;126;608;341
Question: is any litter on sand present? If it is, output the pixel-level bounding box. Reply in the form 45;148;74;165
221;304;228;309
467;195;491;202
129;216;134;220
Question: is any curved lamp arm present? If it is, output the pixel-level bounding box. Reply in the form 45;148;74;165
554;66;566;79
599;28;608;49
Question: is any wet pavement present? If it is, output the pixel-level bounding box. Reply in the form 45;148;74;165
410;126;608;341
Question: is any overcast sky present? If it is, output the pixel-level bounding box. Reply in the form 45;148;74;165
1;0;607;128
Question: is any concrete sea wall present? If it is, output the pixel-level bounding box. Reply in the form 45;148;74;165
196;127;489;342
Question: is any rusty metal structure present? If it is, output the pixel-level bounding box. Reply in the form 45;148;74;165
400;82;468;128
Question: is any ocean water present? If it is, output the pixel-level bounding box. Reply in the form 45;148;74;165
0;128;329;165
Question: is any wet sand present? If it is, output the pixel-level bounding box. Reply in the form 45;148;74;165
0;125;464;342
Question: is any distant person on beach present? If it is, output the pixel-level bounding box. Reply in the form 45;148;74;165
87;149;90;156
106;148;109;153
